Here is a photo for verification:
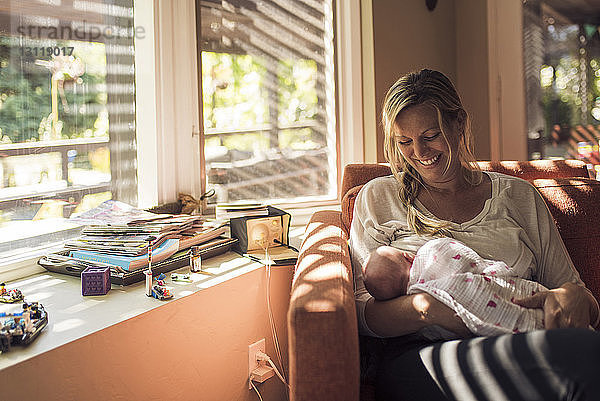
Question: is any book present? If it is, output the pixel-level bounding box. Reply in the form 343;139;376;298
176;226;227;249
69;238;180;271
63;241;148;256
215;203;269;220
81;215;202;235
69;200;171;226
64;231;176;255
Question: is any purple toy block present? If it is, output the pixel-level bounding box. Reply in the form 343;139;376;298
82;267;111;296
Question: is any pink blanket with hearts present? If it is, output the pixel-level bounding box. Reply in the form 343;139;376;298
407;238;546;336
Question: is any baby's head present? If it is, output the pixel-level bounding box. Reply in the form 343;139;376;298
363;246;412;301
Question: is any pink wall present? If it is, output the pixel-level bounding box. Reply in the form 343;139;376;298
368;0;527;162
0;265;293;401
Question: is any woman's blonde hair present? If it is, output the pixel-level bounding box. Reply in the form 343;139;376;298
382;69;482;236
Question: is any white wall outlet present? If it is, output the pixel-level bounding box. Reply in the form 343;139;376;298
248;338;266;389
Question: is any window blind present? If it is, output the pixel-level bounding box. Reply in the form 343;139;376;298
0;0;138;207
0;0;138;254
198;0;337;202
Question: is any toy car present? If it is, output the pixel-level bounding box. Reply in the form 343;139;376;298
0;283;24;304
0;302;48;353
155;273;167;286
0;288;24;304
151;285;173;300
171;273;192;282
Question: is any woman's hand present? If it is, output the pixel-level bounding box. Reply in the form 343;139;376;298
513;282;597;329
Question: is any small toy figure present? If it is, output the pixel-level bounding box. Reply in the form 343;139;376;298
22;303;33;333
156;273;167;286
189;247;202;272
30;303;42;319
171;273;192;282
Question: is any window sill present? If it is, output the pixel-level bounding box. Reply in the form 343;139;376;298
0;244;65;284
0;251;270;372
0;206;326;283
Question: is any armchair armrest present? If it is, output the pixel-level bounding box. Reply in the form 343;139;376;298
288;210;360;401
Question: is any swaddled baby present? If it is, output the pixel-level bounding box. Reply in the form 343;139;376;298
363;238;546;336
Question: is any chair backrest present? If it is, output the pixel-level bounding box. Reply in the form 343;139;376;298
340;160;589;231
340;160;589;200
533;177;600;298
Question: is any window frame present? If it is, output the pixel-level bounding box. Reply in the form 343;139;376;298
195;0;364;209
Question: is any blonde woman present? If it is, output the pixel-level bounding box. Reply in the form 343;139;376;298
349;69;600;401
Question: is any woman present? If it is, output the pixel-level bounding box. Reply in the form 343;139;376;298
349;69;600;400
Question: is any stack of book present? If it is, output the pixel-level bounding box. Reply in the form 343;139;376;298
64;200;228;271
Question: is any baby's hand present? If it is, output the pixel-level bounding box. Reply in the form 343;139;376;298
402;252;415;264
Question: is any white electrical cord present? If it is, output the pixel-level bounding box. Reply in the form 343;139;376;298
250;379;264;401
267;261;287;375
258;238;290;398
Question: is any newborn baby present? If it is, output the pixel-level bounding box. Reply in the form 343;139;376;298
363;238;546;336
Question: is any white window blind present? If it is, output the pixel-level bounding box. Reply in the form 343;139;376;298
0;0;138;258
198;0;337;203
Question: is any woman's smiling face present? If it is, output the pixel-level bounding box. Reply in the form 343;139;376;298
393;103;462;188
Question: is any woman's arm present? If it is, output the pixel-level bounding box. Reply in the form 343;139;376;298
365;292;472;338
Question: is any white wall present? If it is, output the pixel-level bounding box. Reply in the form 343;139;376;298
362;0;528;162
371;0;458;162
455;0;491;160
486;0;528;160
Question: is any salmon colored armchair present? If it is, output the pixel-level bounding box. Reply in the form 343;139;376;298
288;160;600;401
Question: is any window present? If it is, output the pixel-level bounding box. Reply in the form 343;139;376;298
197;0;338;204
0;0;139;263
523;0;600;178
0;0;352;279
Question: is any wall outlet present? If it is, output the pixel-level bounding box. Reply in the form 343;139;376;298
248;338;266;389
